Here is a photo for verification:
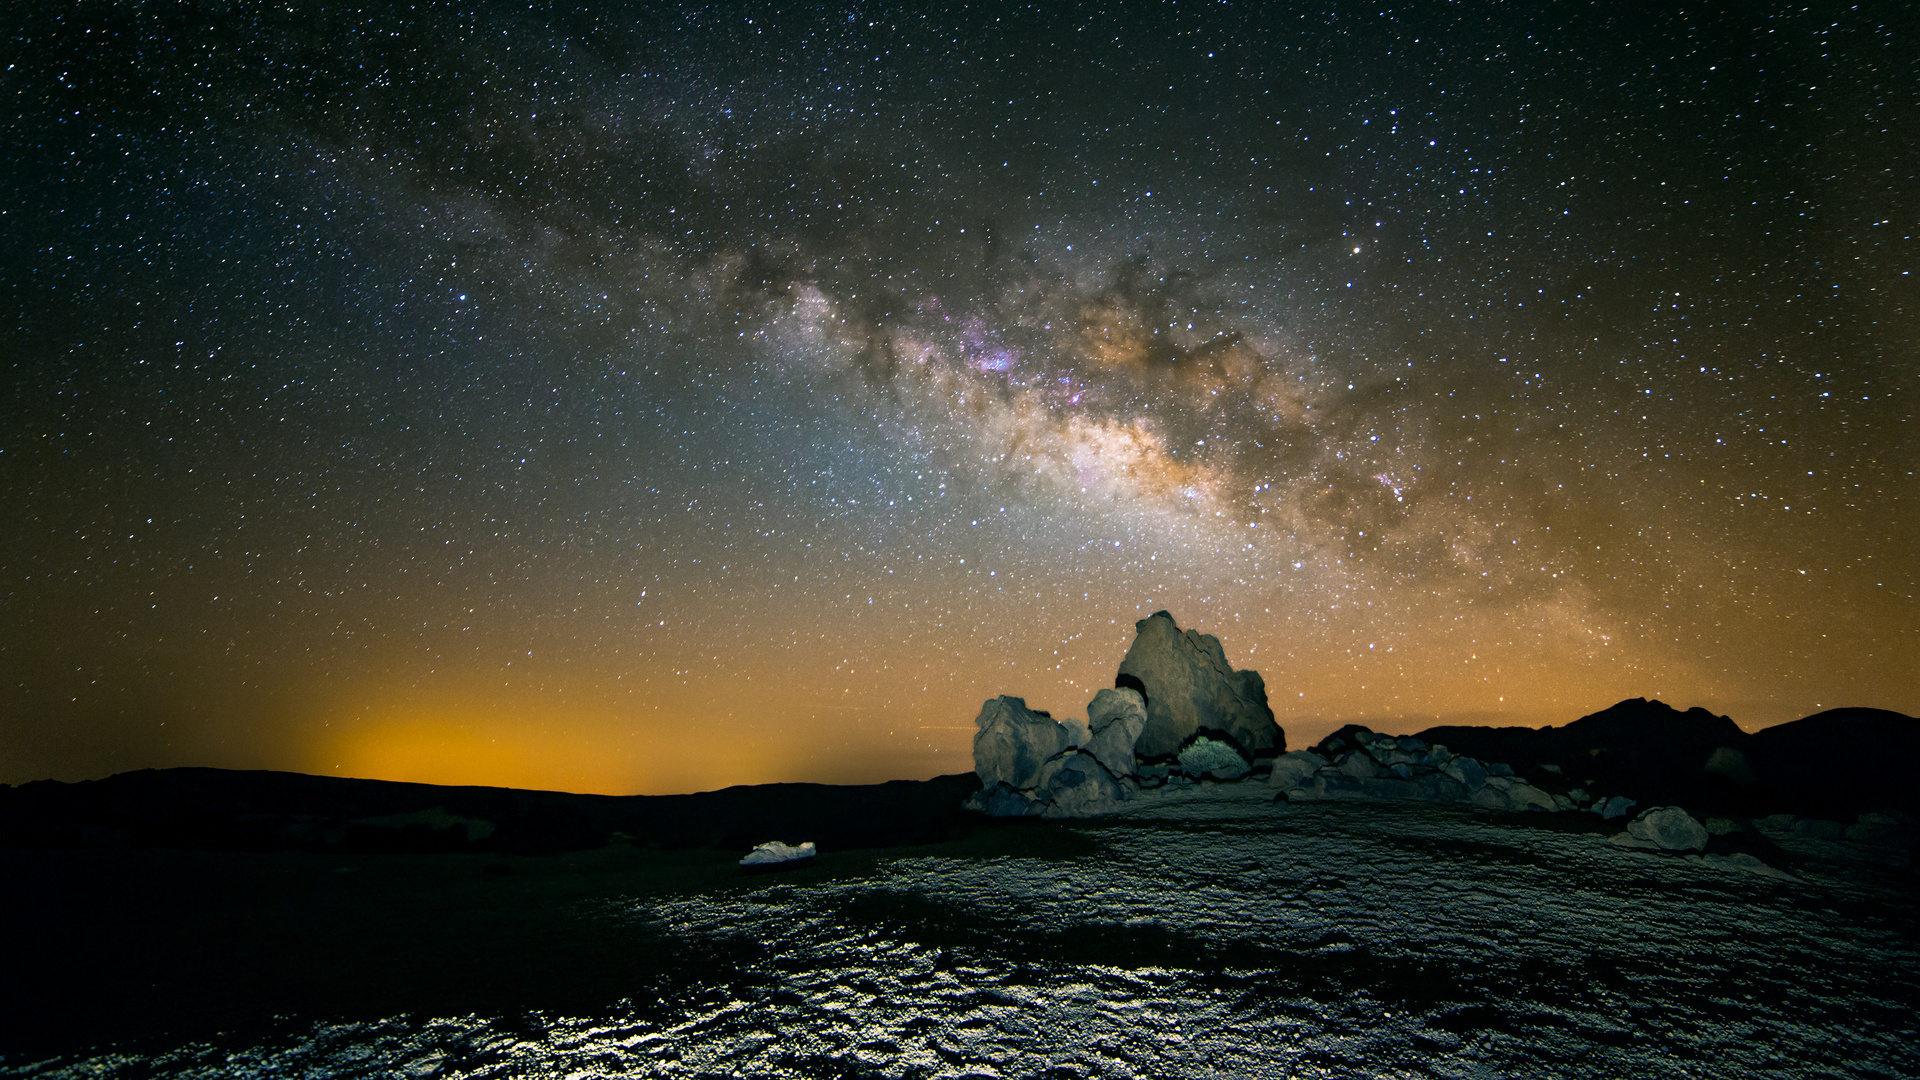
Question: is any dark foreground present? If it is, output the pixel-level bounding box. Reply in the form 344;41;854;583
4;786;1917;1079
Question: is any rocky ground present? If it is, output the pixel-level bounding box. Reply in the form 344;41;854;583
8;788;1915;1079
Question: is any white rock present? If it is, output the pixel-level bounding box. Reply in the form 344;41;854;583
739;840;816;866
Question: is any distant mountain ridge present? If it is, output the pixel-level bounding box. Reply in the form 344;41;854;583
0;766;982;855
2;701;1911;854
1417;700;1919;819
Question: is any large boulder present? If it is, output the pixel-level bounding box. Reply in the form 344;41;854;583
1115;611;1283;759
1269;750;1329;789
1084;687;1150;778
973;696;1079;790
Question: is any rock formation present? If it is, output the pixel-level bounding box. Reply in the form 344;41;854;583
1273;727;1563;813
963;629;1919;837
1083;687;1149;779
972;696;1083;791
965;614;1284;816
1116;611;1282;759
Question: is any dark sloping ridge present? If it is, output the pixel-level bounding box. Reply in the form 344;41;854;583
1748;708;1920;819
1417;699;1919;819
0;767;984;854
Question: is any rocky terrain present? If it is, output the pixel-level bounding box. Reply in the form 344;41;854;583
9;793;1915;1079
966;612;1920;862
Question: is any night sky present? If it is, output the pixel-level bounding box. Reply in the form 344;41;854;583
4;1;1912;795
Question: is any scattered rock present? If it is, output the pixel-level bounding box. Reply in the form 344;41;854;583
1845;810;1919;847
1116;611;1282;759
1597;796;1637;820
1442;756;1489;789
1268;750;1329;789
1793;818;1846;841
1338;752;1385;780
1627;806;1709;852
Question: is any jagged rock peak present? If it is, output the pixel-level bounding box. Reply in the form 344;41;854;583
1115;611;1283;759
972;696;1084;791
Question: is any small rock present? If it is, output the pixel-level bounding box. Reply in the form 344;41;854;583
1704;817;1744;836
1627;806;1709;852
1442;756;1489;789
1338;752;1385;780
1846;810;1919;846
1793;818;1846;841
1268;750;1330;789
1507;783;1556;812
1599;796;1637;820
1487;762;1516;777
1469;786;1516;811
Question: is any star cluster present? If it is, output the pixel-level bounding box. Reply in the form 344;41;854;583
3;1;1911;792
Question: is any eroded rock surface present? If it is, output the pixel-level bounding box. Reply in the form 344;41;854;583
1083;688;1149;779
967;615;1286;816
973;696;1080;791
1116;611;1281;759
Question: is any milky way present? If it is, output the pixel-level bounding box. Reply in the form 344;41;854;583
4;1;1912;793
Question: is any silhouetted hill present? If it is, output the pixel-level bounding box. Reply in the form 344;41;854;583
0;767;984;855
1749;708;1920;820
1418;699;1919;819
